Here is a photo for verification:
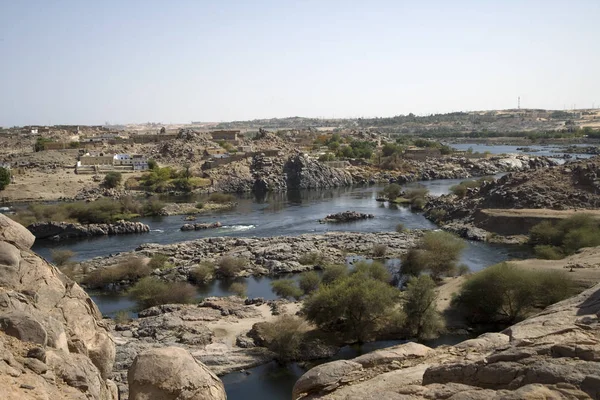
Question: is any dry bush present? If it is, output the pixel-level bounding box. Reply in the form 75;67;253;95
216;256;247;278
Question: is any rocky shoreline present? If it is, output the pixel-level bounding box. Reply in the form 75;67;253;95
27;220;150;241
292;281;600;399
78;231;424;284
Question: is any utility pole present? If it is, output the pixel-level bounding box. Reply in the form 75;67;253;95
518;96;520;110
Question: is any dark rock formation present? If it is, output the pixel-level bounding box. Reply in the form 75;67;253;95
28;220;150;241
319;211;375;223
423;157;600;240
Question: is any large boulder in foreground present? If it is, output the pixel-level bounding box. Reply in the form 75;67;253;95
128;346;226;400
0;214;116;399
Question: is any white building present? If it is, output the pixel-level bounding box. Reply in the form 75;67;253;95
114;154;133;166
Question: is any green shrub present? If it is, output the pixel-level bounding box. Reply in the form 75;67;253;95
51;249;75;267
195;202;204;209
352;261;391;283
321;264;348;285
303;273;400;343
410;197;426;210
0;167;10;190
457;264;471;276
528;215;600;258
271;279;303;300
298;271;320;295
401;231;466;280
255;315;307;364
395;223;406;233
229;282;247;297
534;245;564;260
529;221;562;247
372;244;387;258
452;263;575;325
208;193;236;204
298;251;323;266
83;257;150;288
449;180;480;198
449;184;467;198
216;256;247;278
562;227;600;254
189;262;215;283
129;277;197;309
405;187;429;201
535;270;576;308
147;254;174;270
103;172;122;188
142;197;165;216
403;275;443;339
380;183;402;200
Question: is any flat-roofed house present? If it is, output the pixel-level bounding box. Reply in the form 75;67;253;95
211;130;239;142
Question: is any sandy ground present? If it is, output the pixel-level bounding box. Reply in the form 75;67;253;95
2;169;148;203
206;302;301;348
482;208;600;219
3;169;97;202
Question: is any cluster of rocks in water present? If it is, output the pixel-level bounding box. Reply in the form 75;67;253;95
79;231;423;282
27;220;150;241
319;211;375;223
292;282;600;399
180;221;222;231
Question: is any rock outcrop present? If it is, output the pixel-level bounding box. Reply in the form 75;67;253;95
292;282;600;399
112;297;297;397
217;152;353;193
319;211;375;223
128;347;226;400
424;157;600;240
350;154;557;186
180;221;222;231
0;214;117;399
28;220;150;241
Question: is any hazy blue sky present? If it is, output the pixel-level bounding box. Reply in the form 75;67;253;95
1;0;599;126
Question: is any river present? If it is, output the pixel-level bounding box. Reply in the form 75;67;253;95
32;181;524;314
29;163;540;400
